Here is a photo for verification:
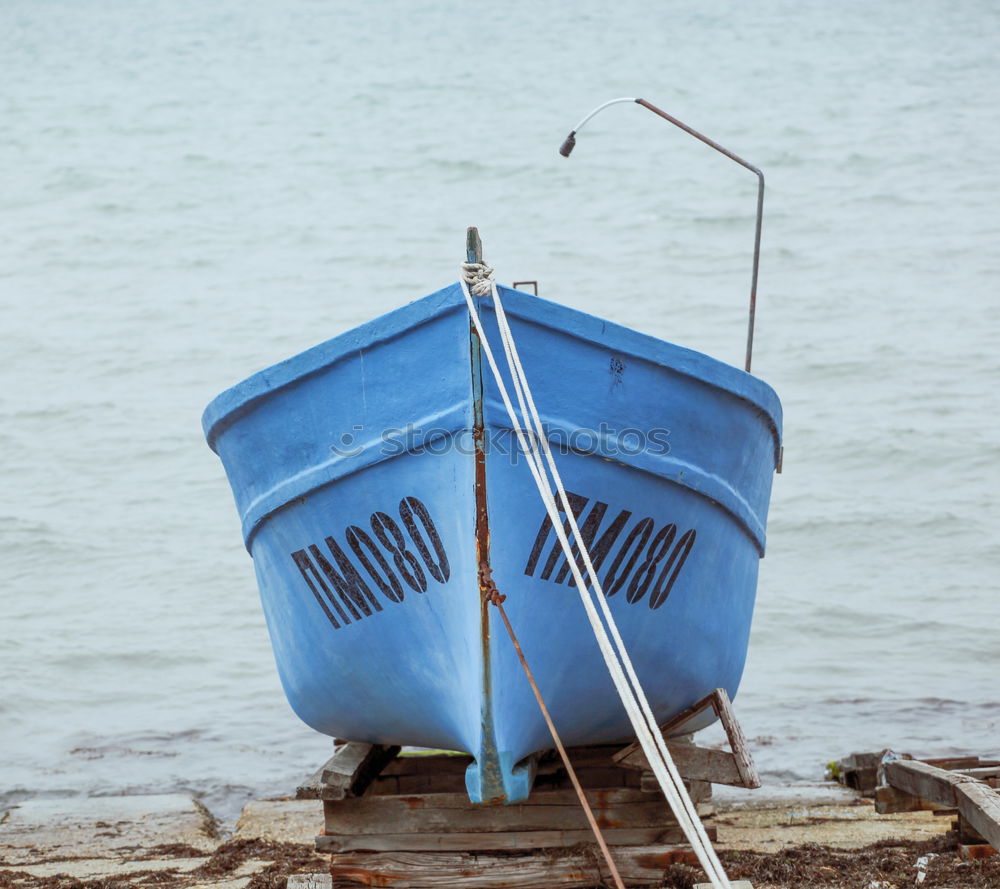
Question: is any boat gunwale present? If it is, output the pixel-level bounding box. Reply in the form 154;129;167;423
202;283;783;457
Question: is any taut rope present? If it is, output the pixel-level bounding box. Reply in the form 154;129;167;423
460;260;732;889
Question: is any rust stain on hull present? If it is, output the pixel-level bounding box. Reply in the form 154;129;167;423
469;309;505;801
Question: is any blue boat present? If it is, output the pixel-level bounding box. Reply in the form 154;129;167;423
202;269;782;804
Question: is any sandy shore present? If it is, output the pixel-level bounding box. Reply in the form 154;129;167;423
1;788;996;888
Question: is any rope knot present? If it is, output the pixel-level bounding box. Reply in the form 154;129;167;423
478;562;506;606
462;261;495;297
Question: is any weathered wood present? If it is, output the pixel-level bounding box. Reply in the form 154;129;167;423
924;755;989;771
613;688;759;788
300;742;401;799
958;782;1000;851
709;685;758;788
324;788;677;835
874;785;940;813
297;752;341;799
957;766;1000;780
328;844;699;887
319;742;401;800
955;814;986;844
638;772;711;804
287;877;334;889
881;759;1000;850
316;825;703;852
621;743;743;786
831;750;892;796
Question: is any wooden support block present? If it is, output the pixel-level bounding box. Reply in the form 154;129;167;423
955;814;986;845
316;825;704;852
329;844;699;887
323;788;679;836
880;759;1000;850
613;689;759;788
831;751;892;796
297;742;400;800
620;741;745;786
321;742;401;799
874;785;938;814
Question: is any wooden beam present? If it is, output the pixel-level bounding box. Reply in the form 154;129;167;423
328;845;700;887
612;689;759;788
316;825;705;852
323;788;678;835
881;759;1000;850
298;741;400;800
874;785;940;814
620;742;744;786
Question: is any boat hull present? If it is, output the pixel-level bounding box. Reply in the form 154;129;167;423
203;283;782;802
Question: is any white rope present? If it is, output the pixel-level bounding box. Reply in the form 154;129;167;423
459;264;731;889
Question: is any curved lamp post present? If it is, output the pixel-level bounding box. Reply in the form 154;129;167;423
559;97;764;374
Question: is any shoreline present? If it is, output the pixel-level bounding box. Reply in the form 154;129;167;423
3;786;997;888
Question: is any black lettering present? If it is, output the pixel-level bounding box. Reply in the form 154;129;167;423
556;504;632;586
399;496;450;583
347;526;404;603
291;549;345;629
524;515;553;576
649;529;696;609
310;539;382;619
372;511;426;593
539;492;589;580
626;523;676;604
603;517;654;597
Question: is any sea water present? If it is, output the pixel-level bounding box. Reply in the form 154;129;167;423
2;0;998;822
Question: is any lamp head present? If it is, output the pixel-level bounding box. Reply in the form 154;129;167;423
558;131;577;157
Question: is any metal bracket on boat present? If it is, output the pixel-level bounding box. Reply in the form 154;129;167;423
559;97;765;374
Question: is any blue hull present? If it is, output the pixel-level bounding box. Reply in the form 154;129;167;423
203;283;782;803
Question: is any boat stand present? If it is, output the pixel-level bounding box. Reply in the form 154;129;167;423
296;688;758;888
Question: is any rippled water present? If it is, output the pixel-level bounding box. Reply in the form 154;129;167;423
2;0;998;822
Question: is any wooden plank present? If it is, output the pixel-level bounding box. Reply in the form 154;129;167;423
874;785;939;814
958;766;1000;780
957;780;1000;851
297;752;342;799
923;756;985;771
711;686;759;788
319;742;401;799
613;689;759;788
881;759;1000;850
316;825;703;852
882;759;965;807
328;844;699;887
617;741;743;786
287;877;334;889
324;788;677;835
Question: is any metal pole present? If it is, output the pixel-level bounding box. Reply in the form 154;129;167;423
560;97;765;374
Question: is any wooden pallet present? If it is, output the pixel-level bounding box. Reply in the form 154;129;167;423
875;756;1000;852
295;688;757;887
